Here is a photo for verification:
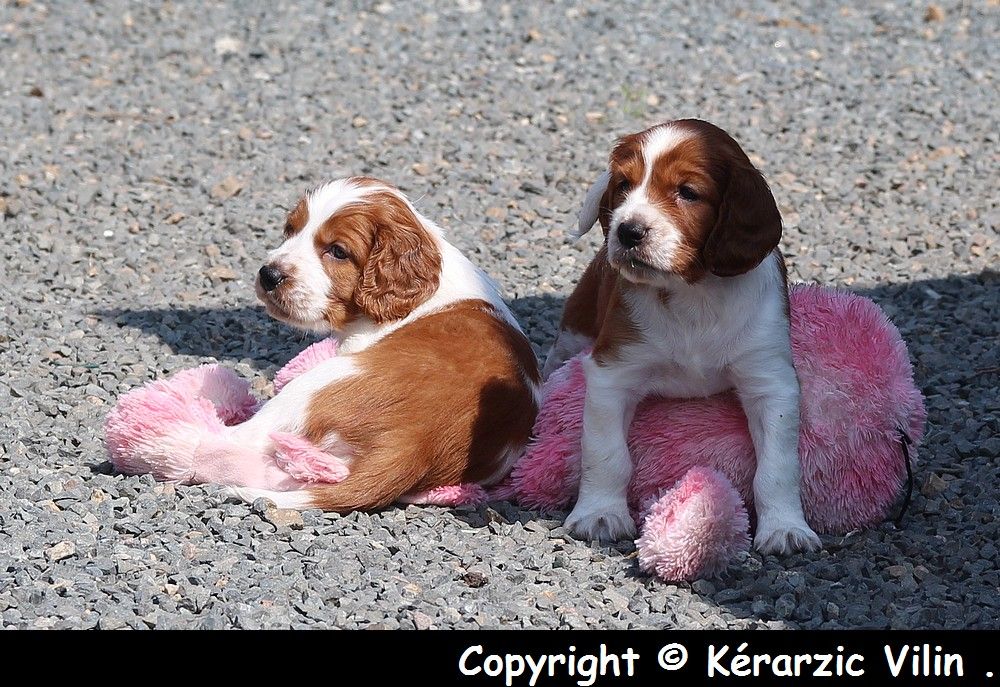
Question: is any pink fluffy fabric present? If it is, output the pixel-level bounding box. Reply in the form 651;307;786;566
273;338;339;393
516;284;925;580
270;432;350;483
399;484;489;506
105;365;253;482
636;467;751;581
105;358;343;490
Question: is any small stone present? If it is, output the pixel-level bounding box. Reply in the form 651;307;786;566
774;593;796;619
584;111;604;123
98;616;127;630
29;85;44;97
46;541;76;562
210;176;245;200
412;162;430;176
924;5;945;22
205;266;238;280
462;571;487;588
887;565;907;578
922;473;948;497
238;127;254;141
413;611;434;630
352;116;368;128
485;206;507;220
214;36;243;57
265;507;304;529
691;579;716;596
164;212;185;225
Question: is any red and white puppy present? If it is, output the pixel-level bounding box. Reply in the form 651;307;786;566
237;177;539;511
544;120;820;554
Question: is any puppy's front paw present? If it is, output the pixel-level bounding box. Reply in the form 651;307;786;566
754;516;821;555
565;499;636;542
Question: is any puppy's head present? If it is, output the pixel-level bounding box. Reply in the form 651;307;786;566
577;119;782;284
256;177;442;332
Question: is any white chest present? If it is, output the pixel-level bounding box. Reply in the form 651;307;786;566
616;274;776;399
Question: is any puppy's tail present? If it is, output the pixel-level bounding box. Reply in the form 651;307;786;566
230;459;425;513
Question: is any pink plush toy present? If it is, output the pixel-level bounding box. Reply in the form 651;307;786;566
105;284;924;582
514;284;925;580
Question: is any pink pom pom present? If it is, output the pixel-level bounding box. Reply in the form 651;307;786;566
274;338;339;393
636;467;750;582
270;432;350;483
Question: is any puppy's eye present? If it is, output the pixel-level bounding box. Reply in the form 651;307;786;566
617;179;631;195
327;244;349;260
678;184;700;202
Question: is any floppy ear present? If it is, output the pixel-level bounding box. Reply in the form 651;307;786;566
355;197;442;323
574;169;611;239
703;163;782;277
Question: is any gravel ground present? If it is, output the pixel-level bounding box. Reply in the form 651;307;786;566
1;0;998;630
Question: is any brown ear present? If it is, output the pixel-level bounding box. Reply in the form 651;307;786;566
355;195;442;323
703;163;782;277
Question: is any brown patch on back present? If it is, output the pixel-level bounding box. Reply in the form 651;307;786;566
302;300;539;512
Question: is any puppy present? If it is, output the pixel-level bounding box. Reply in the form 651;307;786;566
237;177;540;511
544;120;820;554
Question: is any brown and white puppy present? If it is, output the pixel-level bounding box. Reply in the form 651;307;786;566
544;120;820;554
236;177;540;512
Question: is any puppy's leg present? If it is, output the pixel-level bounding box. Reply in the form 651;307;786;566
565;355;637;541
541;328;594;379
732;356;821;555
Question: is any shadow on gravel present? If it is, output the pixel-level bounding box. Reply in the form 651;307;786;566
96;305;323;370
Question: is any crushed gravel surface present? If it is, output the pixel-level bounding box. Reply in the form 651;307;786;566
1;1;997;629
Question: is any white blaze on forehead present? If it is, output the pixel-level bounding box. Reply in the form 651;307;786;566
638;125;691;192
305;178;386;230
614;125;692;217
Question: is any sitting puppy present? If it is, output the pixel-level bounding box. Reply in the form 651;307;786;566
240;177;539;512
543;120;821;554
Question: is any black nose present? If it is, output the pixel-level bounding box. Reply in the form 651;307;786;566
617;221;648;249
258;265;286;292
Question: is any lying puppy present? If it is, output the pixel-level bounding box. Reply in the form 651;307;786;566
239;177;540;511
544;120;821;554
